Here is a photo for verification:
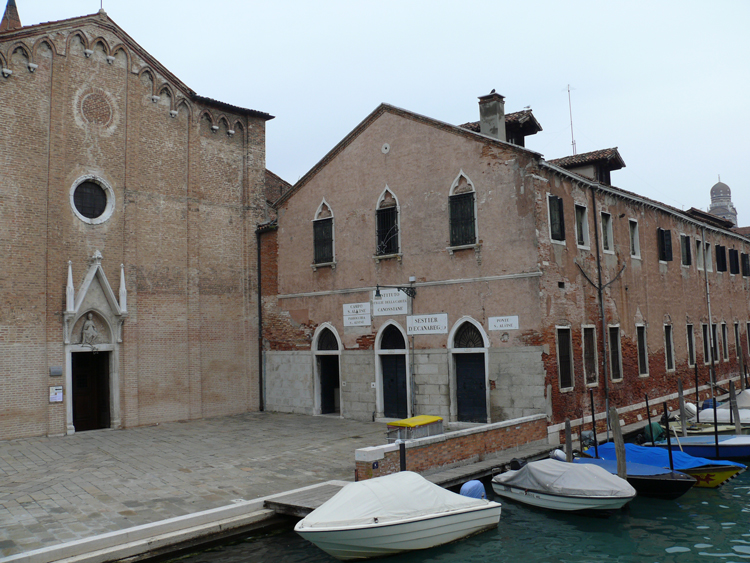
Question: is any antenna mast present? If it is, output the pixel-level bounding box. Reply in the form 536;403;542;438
567;84;577;155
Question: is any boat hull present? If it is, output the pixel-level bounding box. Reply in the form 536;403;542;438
653;436;750;460
625;472;696;499
682;465;745;488
490;483;633;512
295;503;501;561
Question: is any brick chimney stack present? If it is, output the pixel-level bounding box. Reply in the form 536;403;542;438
478;91;506;142
0;0;22;32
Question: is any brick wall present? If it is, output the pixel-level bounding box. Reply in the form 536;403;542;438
354;414;547;480
0;15;266;439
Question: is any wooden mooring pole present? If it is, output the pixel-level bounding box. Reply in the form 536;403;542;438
609;406;627;480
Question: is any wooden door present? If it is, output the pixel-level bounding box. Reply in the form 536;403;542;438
456;353;486;422
72;352;110;431
382;354;407;419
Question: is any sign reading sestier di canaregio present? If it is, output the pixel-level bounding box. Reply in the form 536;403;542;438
407;314;448;335
373;288;408;316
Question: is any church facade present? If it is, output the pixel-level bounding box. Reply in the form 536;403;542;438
0;5;271;439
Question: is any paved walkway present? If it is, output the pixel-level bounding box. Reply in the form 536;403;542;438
0;412;388;559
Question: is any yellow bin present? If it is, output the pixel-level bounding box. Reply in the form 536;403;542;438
387;415;443;442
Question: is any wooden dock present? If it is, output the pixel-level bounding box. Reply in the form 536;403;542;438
264;442;555;517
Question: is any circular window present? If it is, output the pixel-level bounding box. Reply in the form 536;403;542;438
70;176;115;224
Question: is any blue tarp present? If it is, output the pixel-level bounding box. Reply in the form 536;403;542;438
585;442;745;470
575;457;675;476
460;480;486;499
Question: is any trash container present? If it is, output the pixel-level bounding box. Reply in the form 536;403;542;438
386;415;443;443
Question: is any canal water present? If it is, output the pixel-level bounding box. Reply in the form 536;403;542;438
166;470;750;563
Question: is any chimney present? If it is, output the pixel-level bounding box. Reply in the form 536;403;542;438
478;91;506;142
0;0;22;32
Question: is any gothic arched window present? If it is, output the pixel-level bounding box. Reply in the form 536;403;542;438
454;322;484;348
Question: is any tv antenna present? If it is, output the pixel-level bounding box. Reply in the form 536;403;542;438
567;84;577;155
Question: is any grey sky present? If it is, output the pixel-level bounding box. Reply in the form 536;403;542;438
15;1;750;224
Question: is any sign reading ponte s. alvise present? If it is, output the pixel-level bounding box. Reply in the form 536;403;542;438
488;316;519;330
373;288;408;316
407;314;448;335
343;302;371;327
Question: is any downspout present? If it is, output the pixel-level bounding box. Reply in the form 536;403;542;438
702;226;716;396
256;227;265;411
589;185;611;442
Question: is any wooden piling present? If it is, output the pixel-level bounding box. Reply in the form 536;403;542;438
564;418;572;463
730;380;742;435
678;379;687;437
609;406;627;480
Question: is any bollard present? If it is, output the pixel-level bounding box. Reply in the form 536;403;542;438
396;440;406;471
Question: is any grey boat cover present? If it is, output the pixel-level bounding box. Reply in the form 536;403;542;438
297;471;497;529
492;459;635;498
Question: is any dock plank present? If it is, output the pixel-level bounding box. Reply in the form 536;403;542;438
264;483;344;518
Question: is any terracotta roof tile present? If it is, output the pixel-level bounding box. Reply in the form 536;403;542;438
548;148;625;170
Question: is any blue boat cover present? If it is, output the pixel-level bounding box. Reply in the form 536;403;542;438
575;457;675;476
585;443;745;470
460;480;486;499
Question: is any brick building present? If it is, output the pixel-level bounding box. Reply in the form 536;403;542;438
261;92;750;439
0;4;272;439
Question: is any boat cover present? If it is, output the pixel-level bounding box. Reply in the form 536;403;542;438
574;457;677;476
492;459;635;498
588;443;745;470
297;471;494;529
735;390;750;409
459;480;486;499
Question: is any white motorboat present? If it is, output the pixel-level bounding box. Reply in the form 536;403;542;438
491;458;636;513
294;471;501;560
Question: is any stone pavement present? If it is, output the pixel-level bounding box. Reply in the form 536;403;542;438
0;412;388;559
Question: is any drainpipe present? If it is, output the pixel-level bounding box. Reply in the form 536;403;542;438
256;227;265;411
702;226;716;396
589;185;610;442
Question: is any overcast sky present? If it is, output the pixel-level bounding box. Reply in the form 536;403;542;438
14;1;750;225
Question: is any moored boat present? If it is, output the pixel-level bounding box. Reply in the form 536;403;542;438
491;459;635;513
574;457;696;499
294;471;501;560
652;435;750;460
591;442;746;488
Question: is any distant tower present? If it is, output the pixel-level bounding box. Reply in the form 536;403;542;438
708;176;737;226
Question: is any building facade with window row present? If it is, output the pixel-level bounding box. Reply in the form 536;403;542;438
261;93;750;436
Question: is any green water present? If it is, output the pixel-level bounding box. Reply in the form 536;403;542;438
172;471;750;562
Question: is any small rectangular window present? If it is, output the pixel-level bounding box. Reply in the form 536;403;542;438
636;325;648;376
609;326;622;381
583;326;597;385
729;249;740;274
548;195;565;242
716;245;727;272
712;323;718;363
686;324;695;367
449;192;476;246
575;204;589;247
629;220;640;258
702;324;711;365
735;322;741;360
680;234;692;266
705;243;713;271
696;239;704;270
722;323;729;361
601;212;613;252
557;327;574;389
657;228;673;262
742;253;750;277
665;325;675;371
376;206;399;255
313;218;334;264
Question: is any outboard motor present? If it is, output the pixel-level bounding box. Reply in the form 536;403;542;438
509;458;527;471
580;430;595;450
459;480;487;499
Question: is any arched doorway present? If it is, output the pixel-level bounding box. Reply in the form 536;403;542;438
378;324;408;419
450;320;489;423
315;326;341;415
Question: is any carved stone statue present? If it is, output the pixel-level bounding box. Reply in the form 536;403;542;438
81;313;99;346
